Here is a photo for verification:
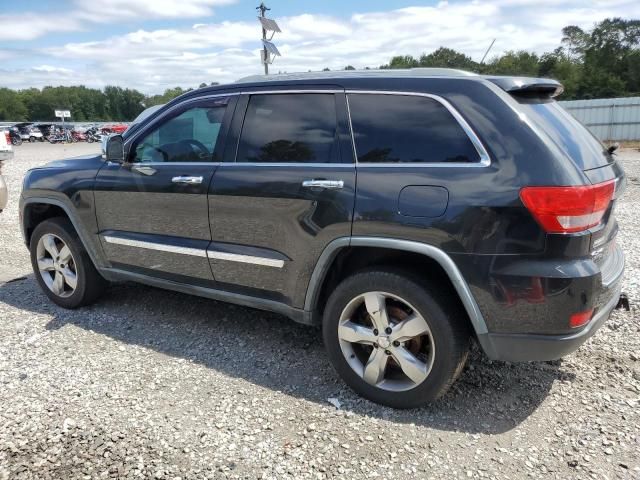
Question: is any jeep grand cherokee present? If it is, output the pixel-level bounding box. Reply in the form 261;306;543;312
20;69;625;408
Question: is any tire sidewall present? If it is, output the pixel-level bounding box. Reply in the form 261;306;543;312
30;219;91;309
323;270;464;408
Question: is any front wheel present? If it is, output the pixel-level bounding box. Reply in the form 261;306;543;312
29;136;37;143
12;138;22;146
30;217;107;308
323;269;470;408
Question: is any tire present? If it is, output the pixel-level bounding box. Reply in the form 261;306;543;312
87;137;94;143
322;268;470;408
30;217;107;308
29;136;36;143
11;138;22;146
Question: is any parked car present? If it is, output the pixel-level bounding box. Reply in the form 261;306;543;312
20;69;625;408
101;123;128;134
0;129;13;161
101;105;164;155
15;123;44;142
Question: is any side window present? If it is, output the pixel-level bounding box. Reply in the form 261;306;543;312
348;94;480;163
132;102;228;163
236;94;339;163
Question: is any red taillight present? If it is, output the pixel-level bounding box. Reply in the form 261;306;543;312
4;132;9;143
520;181;615;233
569;309;594;329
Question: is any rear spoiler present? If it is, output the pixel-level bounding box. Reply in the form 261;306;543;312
486;76;564;98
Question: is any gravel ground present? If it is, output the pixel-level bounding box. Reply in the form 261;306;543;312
0;142;639;479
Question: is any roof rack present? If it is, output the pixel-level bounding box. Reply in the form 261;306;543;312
235;68;477;83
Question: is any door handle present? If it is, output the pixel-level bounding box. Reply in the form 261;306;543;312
172;176;203;185
302;179;344;189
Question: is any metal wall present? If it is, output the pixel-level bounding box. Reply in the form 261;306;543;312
559;97;640;141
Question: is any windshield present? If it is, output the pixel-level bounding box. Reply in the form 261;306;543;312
517;100;611;170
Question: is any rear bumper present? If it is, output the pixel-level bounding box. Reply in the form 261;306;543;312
478;280;621;361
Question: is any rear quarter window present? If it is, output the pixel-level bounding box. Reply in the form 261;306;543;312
348;93;481;164
516;100;611;170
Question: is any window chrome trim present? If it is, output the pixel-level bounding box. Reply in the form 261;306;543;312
345;90;491;167
206;250;284;268
217;163;353;168
123;87;490;168
103;235;208;258
127;162;221;167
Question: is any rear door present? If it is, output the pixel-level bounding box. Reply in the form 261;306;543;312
207;89;355;307
94;95;236;284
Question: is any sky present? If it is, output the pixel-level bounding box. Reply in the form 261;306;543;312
0;0;639;94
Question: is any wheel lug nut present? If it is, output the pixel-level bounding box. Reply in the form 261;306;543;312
373;329;378;336
385;350;391;355
385;327;392;334
393;340;400;347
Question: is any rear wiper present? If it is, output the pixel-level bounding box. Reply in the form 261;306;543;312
607;143;619;155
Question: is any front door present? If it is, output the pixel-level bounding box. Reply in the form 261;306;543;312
94;95;236;285
208;90;356;307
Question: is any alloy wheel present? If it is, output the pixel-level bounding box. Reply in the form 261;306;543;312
36;233;78;298
338;291;435;392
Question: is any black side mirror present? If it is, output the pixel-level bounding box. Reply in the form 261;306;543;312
607;143;619;155
106;135;125;163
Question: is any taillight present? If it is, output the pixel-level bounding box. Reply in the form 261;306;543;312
519;180;615;233
569;309;594;329
4;132;9;143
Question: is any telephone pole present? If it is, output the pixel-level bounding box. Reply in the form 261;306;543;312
256;2;281;75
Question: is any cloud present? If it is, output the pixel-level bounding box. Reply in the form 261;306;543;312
1;0;639;92
0;14;82;41
75;0;237;23
0;0;237;41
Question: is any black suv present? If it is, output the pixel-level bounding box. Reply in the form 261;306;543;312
20;69;625;408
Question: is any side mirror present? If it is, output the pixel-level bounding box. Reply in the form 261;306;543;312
106;135;125;163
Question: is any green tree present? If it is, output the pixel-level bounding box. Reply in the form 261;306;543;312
0;88;28;120
418;47;478;70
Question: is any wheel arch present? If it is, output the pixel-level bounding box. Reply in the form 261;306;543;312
21;197;108;269
304;237;489;338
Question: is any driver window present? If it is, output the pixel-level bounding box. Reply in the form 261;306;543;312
133;103;227;163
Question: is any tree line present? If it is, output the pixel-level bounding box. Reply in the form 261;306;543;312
0;18;637;122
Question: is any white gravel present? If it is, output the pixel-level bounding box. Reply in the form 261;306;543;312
0;142;639;479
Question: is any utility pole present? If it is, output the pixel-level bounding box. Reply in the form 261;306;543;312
257;2;269;75
256;2;281;76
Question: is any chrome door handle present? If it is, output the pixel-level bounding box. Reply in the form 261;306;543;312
172;175;203;184
302;179;344;189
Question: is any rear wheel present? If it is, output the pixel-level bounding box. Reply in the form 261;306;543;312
323;269;470;408
29;136;37;143
30;218;107;308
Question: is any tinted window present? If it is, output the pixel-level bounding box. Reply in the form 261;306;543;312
516;100;610;170
133;103;227;163
236;94;338;163
348;94;480;163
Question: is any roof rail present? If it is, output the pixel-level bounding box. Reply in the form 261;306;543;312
235;68;477;83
